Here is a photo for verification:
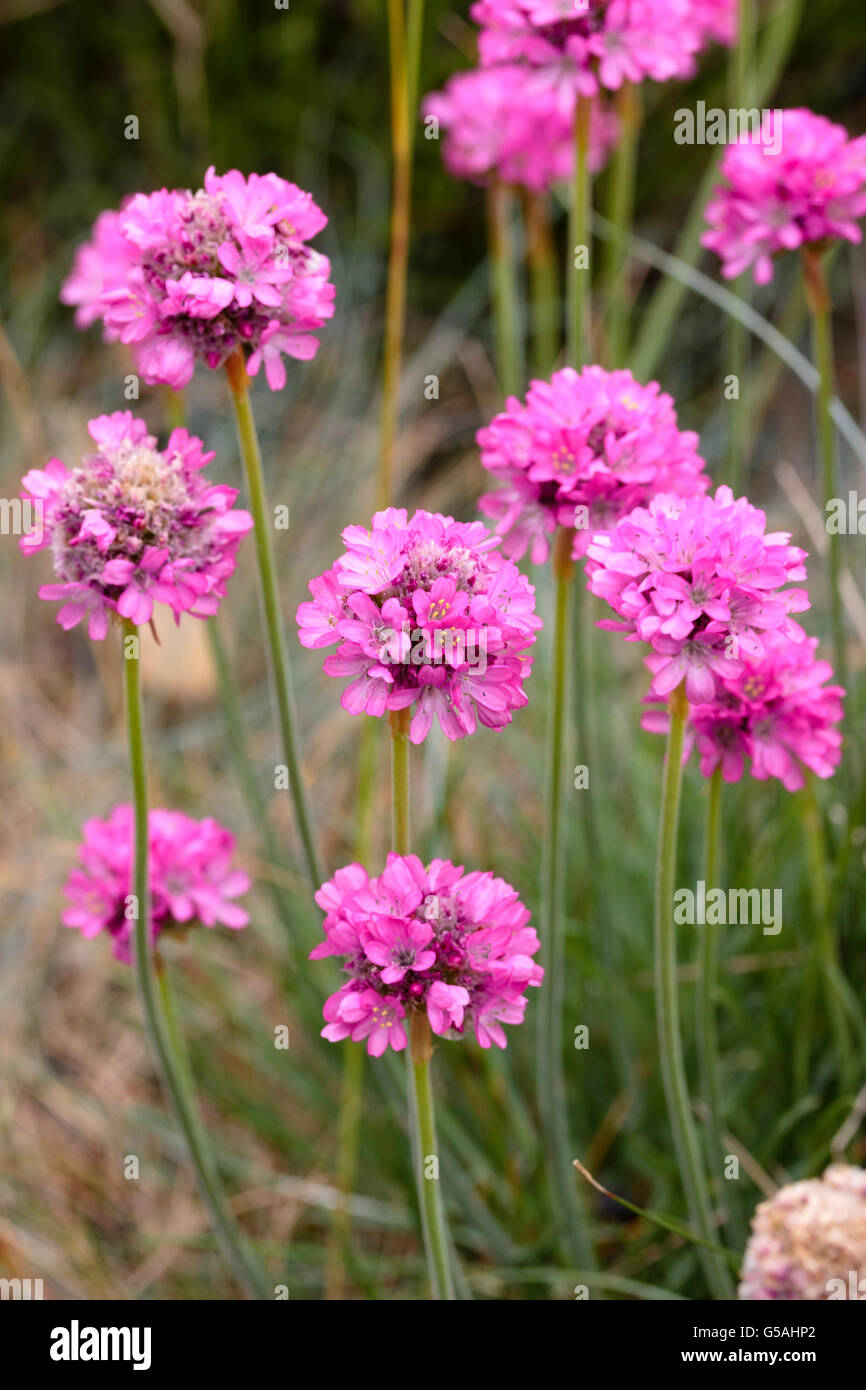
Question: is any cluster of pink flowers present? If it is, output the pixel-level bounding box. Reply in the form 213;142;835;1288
311;854;542;1055
20;411;252;639
702;108;866;285
585;486;810;704
63;805;250;963
478;366;708;564
471;0;734;94
642;632;844;791
61;167;335;390
297;508;541;744
423;64;617;192
739;1165;866;1301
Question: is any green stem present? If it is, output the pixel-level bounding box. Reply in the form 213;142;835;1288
537;528;594;1269
379;0;413;508
225;351;323;898
408;1016;455;1300
804;251;847;691
333;0;425;1293
696;768;726;1217
406;0;425;164
726;305;748;494
162;389;311;961
725;0;755;493
654;687;733;1299
121;618;270;1300
487;180;522;398
524;189;560;379
390;707;411;857
603;82;641;368
390;708;455;1299
568;96;593;367
800;772;852;1089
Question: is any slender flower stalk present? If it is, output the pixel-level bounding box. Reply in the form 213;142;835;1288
654;684;734;1300
337;0;426;1287
724;0;755;492
802;248;847;691
537;526;593;1268
487;180;523;398
379;0;413;508
225;348;323;895
121;618;269;1300
389;706;455;1300
524;189;560;379
696;766;725;1213
603;82;641;368
159;387;283;916
406;0;426;163
390;707;411;857
568;96;593;368
408;1012;455;1300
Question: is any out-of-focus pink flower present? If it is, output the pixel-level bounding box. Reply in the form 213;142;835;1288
585;486;810;705
470;0;731;97
312;854;542;1055
688;0;737;45
20;411;252;640
61;168;335;388
62;805;250;963
642;632;844;791
739;1165;866;1301
702;108;866;284
478;366;708;564
296;508;541;744
423;64;617;192
59;208;138;330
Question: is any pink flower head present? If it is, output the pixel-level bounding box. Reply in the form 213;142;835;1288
296;508;541;744
470;0;729;97
642;632;844;791
478;366;708;564
313;854;542;1055
702;108;866;284
59;207;138;330
62;804;250;963
20;411;252;640
60;168;335;388
687;0;737;46
423;64;617;192
585;485;810;705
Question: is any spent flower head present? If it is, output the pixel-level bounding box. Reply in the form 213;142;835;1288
312;854;542;1055
63;805;250;963
21;411;252;639
297;508;541;743
739;1165;866;1301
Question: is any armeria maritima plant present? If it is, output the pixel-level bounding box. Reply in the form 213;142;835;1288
22;411;266;1299
61;168;336;897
